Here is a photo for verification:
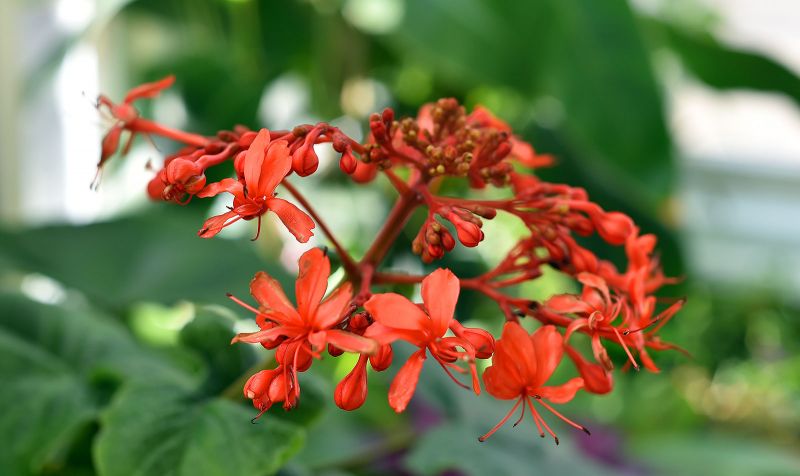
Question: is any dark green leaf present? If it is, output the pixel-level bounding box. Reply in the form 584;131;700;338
0;293;188;475
390;0;672;209
94;384;305;476
645;18;800;106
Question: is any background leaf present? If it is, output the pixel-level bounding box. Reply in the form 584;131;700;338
0;293;188;475
94;383;305;476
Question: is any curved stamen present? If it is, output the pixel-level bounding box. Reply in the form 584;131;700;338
478;397;523;442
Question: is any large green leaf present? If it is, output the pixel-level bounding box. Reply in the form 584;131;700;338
0;207;290;311
644;18;800;106
0;293;188;475
94;384;305;476
389;0;672;207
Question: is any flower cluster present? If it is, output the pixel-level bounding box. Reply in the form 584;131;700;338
95;76;685;444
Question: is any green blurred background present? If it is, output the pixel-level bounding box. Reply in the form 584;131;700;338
1;0;800;475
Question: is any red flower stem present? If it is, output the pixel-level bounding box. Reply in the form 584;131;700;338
360;177;423;268
383;169;411;194
281;179;359;279
130;118;211;148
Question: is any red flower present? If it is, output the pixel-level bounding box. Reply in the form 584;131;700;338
196;128;315;242
364;268;491;413
230;248;377;413
480;322;587;444
95;75;177;185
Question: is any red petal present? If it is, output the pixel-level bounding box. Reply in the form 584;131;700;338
124;74;175;103
266;198;315;243
259;140;291;194
243;129;271;197
577;272;610;303
197;210;240;238
231;325;294;344
315;283;353;330
323;329;378;354
294;248;329;322
363;322;426;346
364;293;429;333
197;178;242;198
546;294;592;314
421;268;459;338
537;377;584;404
483;365;522;400
497;322;538;386
388;349;427;413
530;325;564;387
250;271;301;325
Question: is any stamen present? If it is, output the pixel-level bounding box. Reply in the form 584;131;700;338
524;396;545;438
226;293;260;314
251;215;262;241
527;397;559;445
431;353;470;390
624;298;685;335
612;327;640;371
535;397;590;435
513;396;527;427
250;407;268;424
478;397;523;442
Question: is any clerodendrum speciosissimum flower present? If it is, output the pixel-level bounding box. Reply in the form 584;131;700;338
94;76;687;445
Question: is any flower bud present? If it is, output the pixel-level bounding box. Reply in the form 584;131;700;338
369;344;393;371
591;210;634;245
327;343;344;357
339;149;358;174
565;345;613;394
292;144;319;177
448;213;484;247
566;239;598;274
351;160;378;183
99;125;123;166
455;324;495;359
146;170;168;201
238;130;258;148
335;356;368;411
244;368;281;411
440;228;456;251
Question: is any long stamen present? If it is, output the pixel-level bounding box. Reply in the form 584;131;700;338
250;407;268;424
625;298;686;335
534;397;590;435
528;397;559;445
292;344;302;399
226;293;260;314
612;327;640;371
251;215;262;241
478;397;523;442
432;353;470;390
513;395;527;427
525;396;545;439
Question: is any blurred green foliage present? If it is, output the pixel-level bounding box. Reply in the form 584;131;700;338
4;0;800;474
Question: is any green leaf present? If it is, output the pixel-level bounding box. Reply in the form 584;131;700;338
0;293;188;475
390;0;672;208
94;384;305;476
645;18;800;106
178;306;259;394
0;208;291;311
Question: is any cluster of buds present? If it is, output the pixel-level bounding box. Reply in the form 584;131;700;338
93;76;685;445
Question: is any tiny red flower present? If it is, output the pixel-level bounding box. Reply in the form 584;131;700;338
364;268;491;413
231;248;377;415
481;322;587;444
197;128;315;241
